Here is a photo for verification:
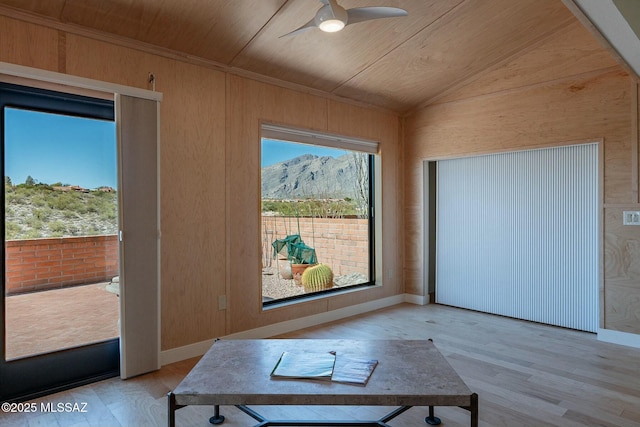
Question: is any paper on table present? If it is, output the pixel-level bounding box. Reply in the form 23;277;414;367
331;357;378;386
270;351;336;380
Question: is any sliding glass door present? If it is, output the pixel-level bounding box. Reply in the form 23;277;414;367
1;82;120;401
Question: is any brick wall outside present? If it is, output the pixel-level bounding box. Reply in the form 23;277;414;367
5;235;119;295
7;220;366;296
262;216;369;277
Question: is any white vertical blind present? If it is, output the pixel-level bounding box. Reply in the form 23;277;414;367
436;144;598;332
117;94;160;378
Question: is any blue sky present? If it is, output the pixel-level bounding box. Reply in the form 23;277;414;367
261;139;346;167
4;108;117;189
4;109;344;188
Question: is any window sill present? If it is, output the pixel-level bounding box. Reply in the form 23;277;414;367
262;282;380;311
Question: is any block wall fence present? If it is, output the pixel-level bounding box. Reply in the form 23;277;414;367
262;216;369;277
6;217;366;297
5;235;119;295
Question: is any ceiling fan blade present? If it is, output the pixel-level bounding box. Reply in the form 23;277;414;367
346;7;408;25
280;18;317;38
282;1;406;37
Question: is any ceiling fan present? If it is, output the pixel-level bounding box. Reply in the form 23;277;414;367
281;0;408;37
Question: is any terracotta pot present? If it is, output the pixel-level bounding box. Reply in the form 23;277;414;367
291;263;314;286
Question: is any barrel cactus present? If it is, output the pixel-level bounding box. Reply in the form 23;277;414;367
301;263;334;292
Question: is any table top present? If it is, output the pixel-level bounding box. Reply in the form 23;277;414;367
173;339;472;407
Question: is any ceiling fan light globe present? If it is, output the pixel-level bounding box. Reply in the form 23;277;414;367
319;19;345;32
314;3;348;32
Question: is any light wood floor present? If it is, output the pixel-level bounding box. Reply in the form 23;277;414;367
2;303;640;427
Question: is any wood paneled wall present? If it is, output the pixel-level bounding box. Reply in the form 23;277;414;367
226;76;401;334
0;14;402;350
0;16;59;72
403;19;640;335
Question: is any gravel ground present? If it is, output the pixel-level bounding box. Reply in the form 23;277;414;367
262;266;305;300
262;263;368;301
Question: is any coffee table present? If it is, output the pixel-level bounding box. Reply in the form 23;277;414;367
168;339;478;427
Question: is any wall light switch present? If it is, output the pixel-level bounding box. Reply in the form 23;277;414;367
623;211;640;225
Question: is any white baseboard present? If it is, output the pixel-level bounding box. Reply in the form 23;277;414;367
160;293;424;365
403;293;429;305
160;338;216;366
598;328;640;349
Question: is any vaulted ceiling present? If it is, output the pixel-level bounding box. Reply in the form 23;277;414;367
0;0;622;114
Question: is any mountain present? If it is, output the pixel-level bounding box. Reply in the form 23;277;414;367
261;154;364;200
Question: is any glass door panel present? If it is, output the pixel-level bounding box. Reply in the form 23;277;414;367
4;108;119;360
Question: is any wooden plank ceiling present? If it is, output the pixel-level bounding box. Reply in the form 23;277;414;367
0;0;579;113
